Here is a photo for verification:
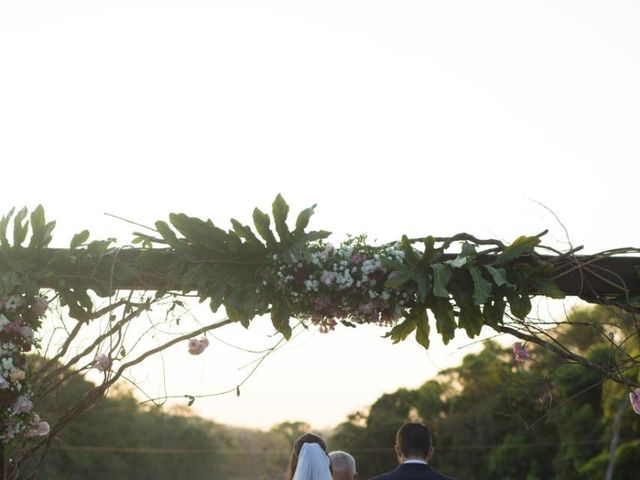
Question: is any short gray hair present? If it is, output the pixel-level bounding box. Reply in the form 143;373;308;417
329;450;356;476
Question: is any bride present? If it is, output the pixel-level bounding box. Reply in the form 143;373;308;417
286;433;332;480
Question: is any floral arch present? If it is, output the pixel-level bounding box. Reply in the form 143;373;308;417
0;195;639;478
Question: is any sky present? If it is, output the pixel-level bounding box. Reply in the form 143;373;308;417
1;1;639;430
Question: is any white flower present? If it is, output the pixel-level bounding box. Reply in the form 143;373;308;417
14;396;33;414
4;295;24;312
19;326;34;339
2;357;14;371
0;375;9;389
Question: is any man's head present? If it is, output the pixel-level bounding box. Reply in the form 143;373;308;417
329;450;357;480
394;422;434;463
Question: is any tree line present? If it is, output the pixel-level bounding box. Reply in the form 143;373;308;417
25;306;640;479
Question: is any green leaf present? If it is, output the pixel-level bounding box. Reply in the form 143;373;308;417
294;204;317;236
413;307;430;349
431;297;456;344
507;292;532;319
469;266;492;305
384;317;417;343
70;230;90;249
446;255;467;268
460;242;477;258
155;221;179;248
422;236;436;264
271;299;292;339
230;219;264;250
0;208;15;248
252;208;277;248
385;270;413;289
272;194;291;244
485;266;513;288
533;279;565;299
169;214;228;252
401;235;420;267
415;273;430;303
483;296;506;329
431;263;452;298
496;235;540;264
28;205;46;248
13;207;29;246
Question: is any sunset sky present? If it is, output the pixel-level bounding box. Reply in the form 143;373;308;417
1;0;639;429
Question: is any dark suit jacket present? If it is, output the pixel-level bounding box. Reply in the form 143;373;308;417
370;462;454;480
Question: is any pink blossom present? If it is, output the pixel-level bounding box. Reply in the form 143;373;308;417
94;354;112;372
630;388;640;415
9;368;26;382
32;297;48;317
188;337;210;355
14;396;33;414
513;342;530;362
349;253;367;265
28;418;50;437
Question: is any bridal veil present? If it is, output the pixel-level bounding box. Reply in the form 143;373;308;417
292;442;332;480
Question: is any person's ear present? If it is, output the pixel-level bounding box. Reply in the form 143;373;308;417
427;447;434;461
395;444;403;462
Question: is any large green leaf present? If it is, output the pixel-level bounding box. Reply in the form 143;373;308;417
507;291;532;319
401;235;420;268
496;236;540;264
421;236;436;264
384;317;417;343
70;230;90;249
252;208;277;248
272;194;291;244
230;219;264;250
485;266;513;288
271;299;292;339
482;296;506;328
294;204;317;236
431;297;456;344
469;266;492;305
155;221;180;248
413;307;430;349
385;270;413;289
13;207;29;246
170;213;228;252
431;263;452;298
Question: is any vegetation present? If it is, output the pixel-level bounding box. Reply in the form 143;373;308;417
331;306;640;480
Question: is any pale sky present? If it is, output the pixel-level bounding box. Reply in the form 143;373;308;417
1;1;639;430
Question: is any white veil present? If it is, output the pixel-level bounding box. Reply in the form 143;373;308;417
292;442;332;480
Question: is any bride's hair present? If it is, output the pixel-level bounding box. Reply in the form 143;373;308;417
285;432;329;480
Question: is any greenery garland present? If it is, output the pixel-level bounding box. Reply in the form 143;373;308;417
1;195;638;447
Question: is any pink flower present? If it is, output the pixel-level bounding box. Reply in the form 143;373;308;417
9;368;26;382
32;297;48;317
630;388;640;415
94;354;112;372
513;342;530;362
349;253;367;265
14;396;33;414
28;418;50;437
188;337;209;355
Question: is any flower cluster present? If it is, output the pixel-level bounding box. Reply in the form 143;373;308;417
513;342;530;362
188;337;210;355
267;239;415;332
0;294;49;443
630;388;640;415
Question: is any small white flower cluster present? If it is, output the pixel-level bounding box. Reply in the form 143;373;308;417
0;294;49;443
268;240;416;333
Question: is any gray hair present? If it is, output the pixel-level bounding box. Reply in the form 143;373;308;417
329;450;356;476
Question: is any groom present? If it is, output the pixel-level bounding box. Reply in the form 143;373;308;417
369;422;453;480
